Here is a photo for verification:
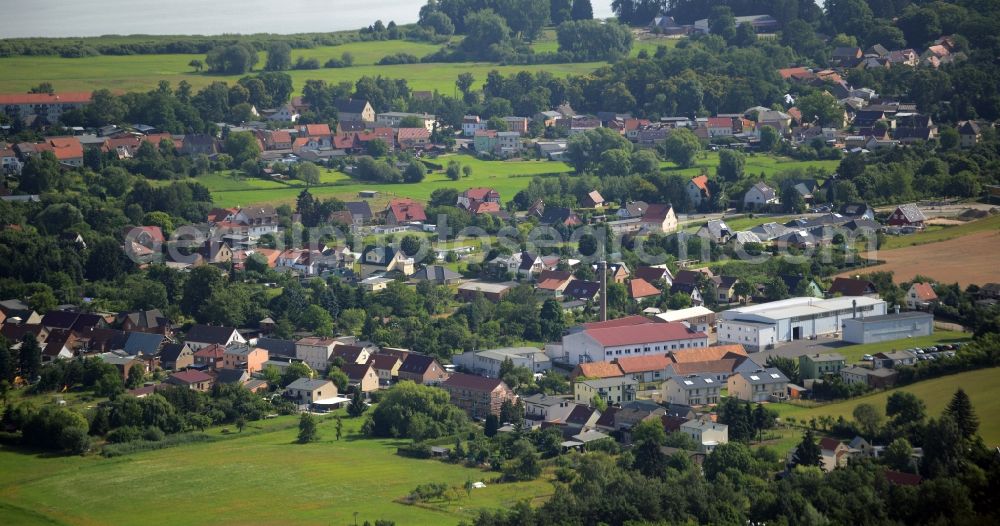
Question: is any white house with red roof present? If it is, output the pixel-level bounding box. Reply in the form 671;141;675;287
640;204;678;233
706;117;734;137
0;92;92;122
560;317;708;364
688;175;711;206
905;282;938;310
457;187;501;210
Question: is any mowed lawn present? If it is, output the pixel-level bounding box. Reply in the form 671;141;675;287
0;42;605;95
661;151;840;179
204;154;572;208
768;367;1000;445
0;413;552;526
203;153;839;208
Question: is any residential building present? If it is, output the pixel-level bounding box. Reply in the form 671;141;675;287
184;325;245;351
687;175;711;206
660;374;721;406
359;246;415;278
295;337;339;371
368;354;402;386
559;318;708;364
334;99;375;122
957;120;982;148
0;92;92;122
744;182;779;210
376;111;436;131
462;115;485;137
165;369;214;392
192;344;225;370
158;343;194;371
717;296;887;351
575;376;637;406
220;346;268;374
331;344;373;365
843;312;933;344
906;282;938;310
680;419;729;453
457;281;517;303
397;354;449;384
397;127;431;149
696;219;732;244
799;352;846;380
473;129;498;153
841;365;899;389
285;378;337;405
412;265;463;285
820;437;851;471
872;350;918;369
440;373;515;419
640;204;678;233
383;198;427;226
654;306;716;333
727;368;789;402
828;277;879;298
342;363;380;394
628;278;661;301
453;347;550;377
886;203;927;229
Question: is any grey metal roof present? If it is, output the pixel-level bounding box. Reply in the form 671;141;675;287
737;368;788;385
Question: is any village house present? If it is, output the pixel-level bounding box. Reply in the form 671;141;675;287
359;246;415;278
680;419;729;453
453;347;550;377
334;99;375;122
440;373;516;419
397;354;449;384
841;365;899;389
285;378;337;405
192;344;225;370
687;175;711;207
828;277;879;298
575;376;637;406
118;309;171;336
799;353;846;380
906;282;939;310
457;281;517;302
368;354;402;386
628;278;661;301
696;219;732;244
295;336;339;371
886;203;927;230
660;374;721;406
384;198;427;226
165;369;215;392
331;344;374;365
376;111;436;131
820;437;851;471
184;325;245;351
222;346;268;374
158;343;194;371
744;182;779;210
457;187;501;210
727;368;789;402
640;204;678;234
342;362;380;394
462;115;486;137
396;127;431;149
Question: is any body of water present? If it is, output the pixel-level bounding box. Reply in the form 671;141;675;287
0;1;615;39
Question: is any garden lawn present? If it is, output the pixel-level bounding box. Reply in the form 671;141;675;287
767;367;1000;445
204;154;572;208
0;44;604;95
660;152;840;179
879;214;1000;250
0;411;552;526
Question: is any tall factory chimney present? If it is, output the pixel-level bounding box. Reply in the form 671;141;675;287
599;260;608;322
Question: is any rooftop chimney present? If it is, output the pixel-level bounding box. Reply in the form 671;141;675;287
599;260;608;322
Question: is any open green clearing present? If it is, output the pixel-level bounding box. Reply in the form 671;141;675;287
767;367;1000;445
0;410;551;526
824;330;971;364
0;40;604;95
879;214;1000;250
201;153;839;208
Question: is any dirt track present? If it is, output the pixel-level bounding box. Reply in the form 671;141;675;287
839;230;1000;287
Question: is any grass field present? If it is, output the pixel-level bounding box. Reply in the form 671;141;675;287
0;41;605;95
768;367;1000;445
826;331;971;363
661;151;839;179
879;214;1000;250
202;153;840;208
0;410;551;526
204;154;572;208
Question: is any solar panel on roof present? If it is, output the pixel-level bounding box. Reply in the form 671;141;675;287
705;378;713;383
750;375;760;381
770;373;781;379
683;380;694;385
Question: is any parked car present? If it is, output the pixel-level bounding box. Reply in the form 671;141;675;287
863;354;874;361
926;346;938;353
915;349;925;354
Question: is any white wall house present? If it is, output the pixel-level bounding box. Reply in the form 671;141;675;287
561;321;708;364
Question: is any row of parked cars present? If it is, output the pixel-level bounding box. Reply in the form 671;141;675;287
862;342;964;362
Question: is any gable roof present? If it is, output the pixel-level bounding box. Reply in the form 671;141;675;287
414;265;462;282
910;282;937;301
668;344;747;363
829;277;877;296
286;378;333;391
255;337;296;357
386;198;427;223
123;332;166;356
615;354;672;374
216;368;249;385
563;280;601;301
185;325;239;345
574;361;624;379
633;266;671;283
341;362;375;381
442;372;505;392
749;182;776;200
159;343;191;363
566;405;598;426
398;354;439;374
369;354;401;370
539;206;578;225
628;278;661;299
169;369;213;384
893;203;927;223
641;204;674;223
335;99;371;114
690;175;710;194
819;437;843;451
121;309;169;330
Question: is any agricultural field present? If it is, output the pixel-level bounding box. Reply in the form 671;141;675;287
767;367;1000;445
842;226;1000;287
0;410;551;526
879;214;1000;250
0;40;604;95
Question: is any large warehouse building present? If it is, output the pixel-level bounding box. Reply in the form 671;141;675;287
718;296;887;351
842;311;933;344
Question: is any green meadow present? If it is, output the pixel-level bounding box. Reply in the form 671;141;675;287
0;410;551;526
767;367;1000;446
0;40;603;95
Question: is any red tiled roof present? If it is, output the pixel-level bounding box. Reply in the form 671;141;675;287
574;361;624;378
615;354;671;373
628;278;660;299
193;344;225;358
302;124;331;137
397;127;430;140
691;175;709;192
641;203;674;223
668;344;746;363
911;282;937;301
819;437;842;451
536;278;566;291
170;369;213;384
885;470;922;486
43;136;83;160
269;130;291;144
469;201;501;215
464;187;498;201
0;92;92;105
707;117;732;128
132;226;165;243
585;322;704;347
669;358;743;375
442;372;505;392
386;198;427;222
